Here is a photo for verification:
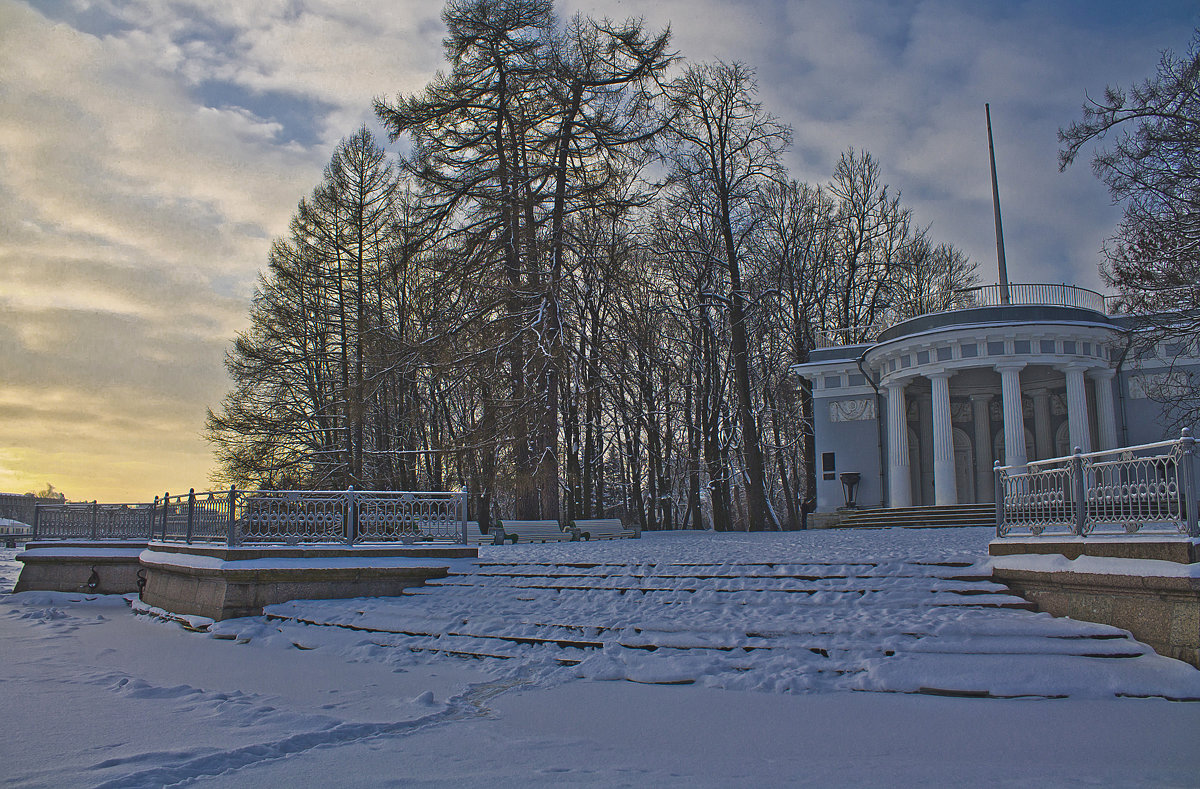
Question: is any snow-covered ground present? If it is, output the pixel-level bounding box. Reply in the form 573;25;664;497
3;528;1200;787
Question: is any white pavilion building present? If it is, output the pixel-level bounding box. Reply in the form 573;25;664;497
792;284;1196;513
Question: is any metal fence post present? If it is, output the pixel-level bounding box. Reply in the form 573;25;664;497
161;492;169;540
227;486;238;547
185;488;196;544
1071;447;1087;536
148;497;158;540
1181;428;1198;538
461;487;469;546
993;462;1004;537
32;504;40;541
345;485;356;545
90;501;99;541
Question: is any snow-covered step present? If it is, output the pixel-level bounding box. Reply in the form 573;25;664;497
252;550;1200;700
425;582;1032;610
432;573;1011;592
268;608;1143;661
269;589;1104;657
471;560;985;575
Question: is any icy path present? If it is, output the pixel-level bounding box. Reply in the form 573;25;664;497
3;529;1200;787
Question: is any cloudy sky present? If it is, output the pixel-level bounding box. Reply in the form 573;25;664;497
0;0;1195;502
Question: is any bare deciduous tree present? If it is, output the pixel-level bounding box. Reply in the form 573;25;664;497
1060;28;1200;427
662;61;790;531
210;0;976;531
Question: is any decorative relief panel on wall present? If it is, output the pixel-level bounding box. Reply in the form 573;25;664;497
1129;375;1153;400
829;398;877;422
989;398;1035;421
1129;372;1190;400
950;402;973;423
1050;392;1068;415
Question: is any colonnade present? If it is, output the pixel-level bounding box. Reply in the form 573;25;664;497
885;364;1119;507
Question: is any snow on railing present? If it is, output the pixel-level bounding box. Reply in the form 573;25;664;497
994;429;1199;538
34;488;470;546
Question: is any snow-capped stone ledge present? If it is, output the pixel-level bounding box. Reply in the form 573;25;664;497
138;541;475;621
989;538;1200;668
14;541;147;594
990;535;1199;564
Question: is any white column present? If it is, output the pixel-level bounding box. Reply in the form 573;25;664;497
886;381;911;508
1089;368;1118;450
997;362;1027;468
930;372;957;506
1030;387;1053;461
1062;363;1092;453
917;394;934;505
971;394;994;502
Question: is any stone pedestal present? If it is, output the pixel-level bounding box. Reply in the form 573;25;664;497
14;542;147;594
138;542;475;620
990;538;1200;667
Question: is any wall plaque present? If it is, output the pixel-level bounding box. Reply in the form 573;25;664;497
830;398;877;422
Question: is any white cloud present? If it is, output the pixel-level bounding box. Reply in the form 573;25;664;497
0;0;1195;500
1;3;321;276
0;0;466;500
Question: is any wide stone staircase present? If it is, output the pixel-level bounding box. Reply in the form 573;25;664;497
836;503;996;530
261;555;1200;699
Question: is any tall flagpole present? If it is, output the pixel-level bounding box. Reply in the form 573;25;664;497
986;103;1011;305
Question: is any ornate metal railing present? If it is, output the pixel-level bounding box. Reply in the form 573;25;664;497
354;491;466;542
812;284;1117;350
35;488;469;546
957;283;1109;313
240;490;345;543
995;430;1199;537
814;325;881;349
33;502;157;540
0;493;62;526
154;490;237;543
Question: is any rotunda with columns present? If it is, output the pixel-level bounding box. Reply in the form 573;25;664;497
793;285;1192;513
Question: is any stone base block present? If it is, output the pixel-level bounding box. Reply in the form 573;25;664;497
991;542;1200;668
139;541;476;621
13;542;147;594
990;536;1198;564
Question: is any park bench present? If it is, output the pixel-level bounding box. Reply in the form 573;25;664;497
497;519;575;543
570;518;639;540
465;521;504;546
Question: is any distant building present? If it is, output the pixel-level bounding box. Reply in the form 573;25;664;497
0;492;59;526
792;284;1196;512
